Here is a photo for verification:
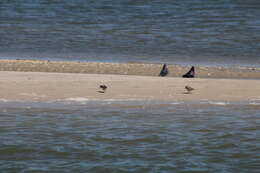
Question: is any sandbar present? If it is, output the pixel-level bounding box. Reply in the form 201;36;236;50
0;71;259;102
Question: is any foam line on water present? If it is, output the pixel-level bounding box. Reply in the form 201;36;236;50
1;97;260;107
207;101;229;106
61;97;146;102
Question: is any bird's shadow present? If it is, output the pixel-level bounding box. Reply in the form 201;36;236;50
183;92;192;94
97;91;105;93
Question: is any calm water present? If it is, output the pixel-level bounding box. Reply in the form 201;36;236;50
0;100;259;172
1;0;260;66
1;2;259;171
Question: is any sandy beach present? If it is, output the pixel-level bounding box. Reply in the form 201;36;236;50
0;69;260;102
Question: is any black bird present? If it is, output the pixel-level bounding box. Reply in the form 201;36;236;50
99;85;107;93
159;64;168;77
182;66;195;78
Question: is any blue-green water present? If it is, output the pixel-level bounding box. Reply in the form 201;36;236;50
0;101;259;172
1;0;260;66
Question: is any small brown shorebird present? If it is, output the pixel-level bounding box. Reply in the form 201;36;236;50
185;85;194;94
99;85;108;93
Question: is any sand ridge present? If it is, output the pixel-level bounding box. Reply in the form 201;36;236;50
0;59;260;79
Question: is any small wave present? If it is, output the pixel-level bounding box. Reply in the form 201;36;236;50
199;101;229;106
249;102;260;105
62;97;146;102
0;98;25;103
209;102;229;106
0;99;11;102
249;98;260;102
64;97;90;102
247;98;260;105
170;101;184;105
56;97;148;105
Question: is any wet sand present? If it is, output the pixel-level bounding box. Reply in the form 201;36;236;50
0;70;260;102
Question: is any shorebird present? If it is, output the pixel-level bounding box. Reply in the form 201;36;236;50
99;85;107;93
185;85;194;94
159;64;169;77
182;66;195;78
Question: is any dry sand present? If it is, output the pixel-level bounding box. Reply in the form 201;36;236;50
0;71;260;102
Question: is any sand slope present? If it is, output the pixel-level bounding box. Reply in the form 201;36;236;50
1;59;260;79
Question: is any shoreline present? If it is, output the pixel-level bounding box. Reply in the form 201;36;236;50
0;59;260;79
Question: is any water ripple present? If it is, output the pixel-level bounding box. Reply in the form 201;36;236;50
0;102;259;172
